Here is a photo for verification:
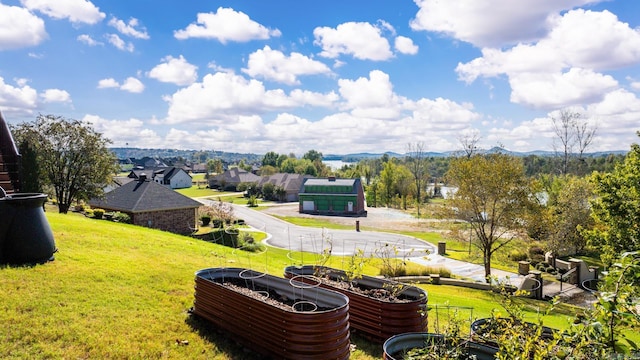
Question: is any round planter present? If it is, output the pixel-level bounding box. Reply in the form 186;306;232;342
471;318;555;348
0;193;56;264
383;332;498;360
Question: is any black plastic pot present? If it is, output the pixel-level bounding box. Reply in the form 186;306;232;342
0;193;56;264
383;332;498;360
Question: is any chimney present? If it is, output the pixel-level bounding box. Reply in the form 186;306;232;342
139;173;147;182
328;176;336;182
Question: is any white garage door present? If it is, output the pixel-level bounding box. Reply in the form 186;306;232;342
302;201;314;211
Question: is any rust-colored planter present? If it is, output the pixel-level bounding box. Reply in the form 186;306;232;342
284;265;428;343
193;267;351;360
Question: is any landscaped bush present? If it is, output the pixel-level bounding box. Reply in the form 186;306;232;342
406;266;452;278
74;203;85;212
93;208;105;219
112;212;131;223
84;208;94;217
509;250;528;262
237;232;264;253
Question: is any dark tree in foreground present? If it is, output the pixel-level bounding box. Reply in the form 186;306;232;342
11;114;119;213
585;132;640;266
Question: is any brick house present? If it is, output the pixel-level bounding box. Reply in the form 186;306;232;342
298;177;367;216
89;174;201;234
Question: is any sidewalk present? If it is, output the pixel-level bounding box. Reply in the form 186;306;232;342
409;253;526;288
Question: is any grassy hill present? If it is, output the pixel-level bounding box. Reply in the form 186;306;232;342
0;210;624;359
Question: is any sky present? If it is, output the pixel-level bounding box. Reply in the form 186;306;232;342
1;0;640;156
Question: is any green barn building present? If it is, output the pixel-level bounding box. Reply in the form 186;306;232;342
298;177;367;216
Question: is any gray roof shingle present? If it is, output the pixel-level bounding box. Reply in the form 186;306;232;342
89;179;201;213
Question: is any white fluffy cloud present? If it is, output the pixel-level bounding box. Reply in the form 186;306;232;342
41;89;71;103
174;7;281;43
314;22;394;61
0;3;47;50
77;34;101;46
164;71;336;124
242;46;332;85
0;77;38;115
394;36;418;55
455;9;640;110
20;0;105;25
410;0;601;47
83;114;162;147
108;17;149;40
97;77;144;93
106;34;134;52
148;55;198;86
338;70;407;119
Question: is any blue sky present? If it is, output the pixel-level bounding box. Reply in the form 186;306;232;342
1;0;639;155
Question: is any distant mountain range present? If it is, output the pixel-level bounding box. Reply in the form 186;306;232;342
324;147;627;161
111;147;627;163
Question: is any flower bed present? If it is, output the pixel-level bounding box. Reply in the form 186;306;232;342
383;332;498;360
193;267;351;360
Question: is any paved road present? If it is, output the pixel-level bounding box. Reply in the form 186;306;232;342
196;199;530;286
225;201;434;258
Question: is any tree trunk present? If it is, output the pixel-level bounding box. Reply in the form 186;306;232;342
484;248;492;283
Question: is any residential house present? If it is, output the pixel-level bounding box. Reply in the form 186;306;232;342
89;174;202;234
298;177;367;216
128;167;192;189
208;167;261;191
258;173;311;202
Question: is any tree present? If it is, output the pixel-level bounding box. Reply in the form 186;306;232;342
406;142;429;216
394;165;414;210
457;131;482;158
446;153;532;282
262;151;280;167
379;160;398;207
11;115;118;213
546;175;594;255
585;134;640;265
551;109;597;175
206;158;223;174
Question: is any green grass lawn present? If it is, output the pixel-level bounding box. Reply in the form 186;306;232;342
1;211;633;359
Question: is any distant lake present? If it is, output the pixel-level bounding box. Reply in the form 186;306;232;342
324;160;355;170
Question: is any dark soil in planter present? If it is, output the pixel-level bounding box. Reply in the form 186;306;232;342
218;277;334;312
317;275;417;303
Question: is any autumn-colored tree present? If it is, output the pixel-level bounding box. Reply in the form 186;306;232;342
446;153;532;282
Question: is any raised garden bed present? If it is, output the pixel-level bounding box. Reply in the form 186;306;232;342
284;265;428;343
470;318;555;348
383;332;498;360
193;267;351;360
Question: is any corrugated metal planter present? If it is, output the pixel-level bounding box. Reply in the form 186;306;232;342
284;265;428;343
383;332;498;360
193;267;351;360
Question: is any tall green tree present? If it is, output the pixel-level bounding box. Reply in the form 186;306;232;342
546;175;594;255
446;153;532;281
379;160;398;207
262;151;280;167
11;114;119;213
585;133;640;265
